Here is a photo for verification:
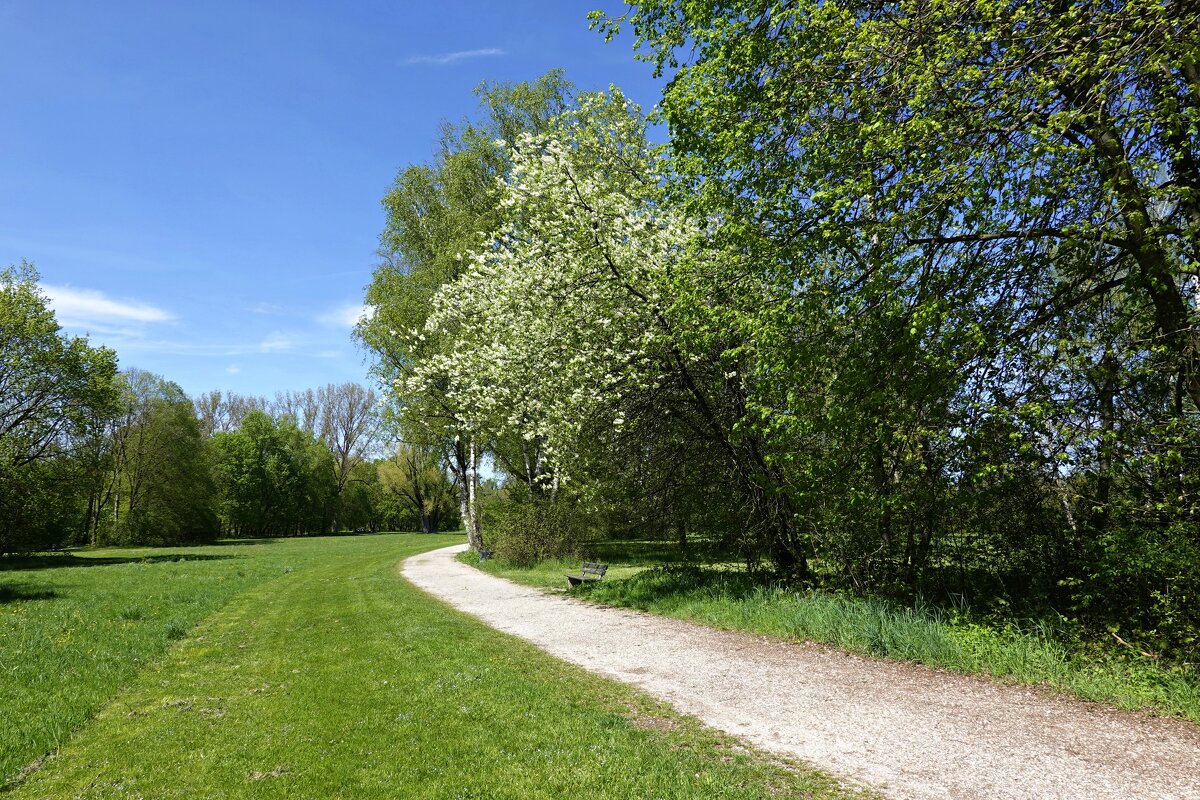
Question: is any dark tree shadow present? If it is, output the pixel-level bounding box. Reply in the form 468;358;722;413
586;536;729;568
0;583;59;603
0;553;238;572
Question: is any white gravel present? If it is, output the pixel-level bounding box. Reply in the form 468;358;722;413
402;543;1200;800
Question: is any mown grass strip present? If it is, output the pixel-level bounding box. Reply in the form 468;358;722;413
1;537;357;785
5;535;867;799
468;555;1200;725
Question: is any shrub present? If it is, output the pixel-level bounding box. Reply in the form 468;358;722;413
484;488;590;567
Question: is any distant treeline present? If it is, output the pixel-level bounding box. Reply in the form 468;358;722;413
0;264;459;554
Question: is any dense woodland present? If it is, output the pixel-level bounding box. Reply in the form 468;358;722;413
0;268;460;553
358;1;1200;660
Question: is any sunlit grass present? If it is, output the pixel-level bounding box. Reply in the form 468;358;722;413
3;535;866;798
1;537;353;785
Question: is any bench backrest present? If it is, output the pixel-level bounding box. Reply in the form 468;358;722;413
581;562;608;577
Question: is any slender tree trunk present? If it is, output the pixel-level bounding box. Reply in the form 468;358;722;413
1093;350;1118;531
450;437;484;551
466;437;483;551
452;442;471;541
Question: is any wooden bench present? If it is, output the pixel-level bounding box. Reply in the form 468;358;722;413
566;561;607;588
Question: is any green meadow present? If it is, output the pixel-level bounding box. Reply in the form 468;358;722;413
1;534;865;799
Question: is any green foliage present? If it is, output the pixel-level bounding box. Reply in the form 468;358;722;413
0;459;85;553
0;263;120;554
212;411;337;537
100;370;218;546
377;444;459;533
577;0;1200;652
364;3;1199;661
337;459;384;531
484;486;590;567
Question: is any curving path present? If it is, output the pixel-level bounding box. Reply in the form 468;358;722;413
403;543;1200;800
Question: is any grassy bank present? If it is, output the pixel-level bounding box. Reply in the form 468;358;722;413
466;553;1200;725
3;534;865;799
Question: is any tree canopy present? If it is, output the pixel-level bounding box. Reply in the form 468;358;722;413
0;263;119;554
364;5;1200;655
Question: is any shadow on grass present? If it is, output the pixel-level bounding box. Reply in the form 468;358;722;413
0;553;238;572
583;564;760;605
586;537;727;567
0;583;59;604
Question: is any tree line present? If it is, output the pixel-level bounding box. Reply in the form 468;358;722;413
360;0;1200;659
0;264;459;554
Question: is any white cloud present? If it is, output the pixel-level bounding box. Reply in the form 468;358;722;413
404;47;506;65
226;365;241;375
318;303;373;328
259;331;294;353
43;285;174;326
249;301;285;315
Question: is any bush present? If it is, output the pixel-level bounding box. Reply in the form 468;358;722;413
484;489;590;567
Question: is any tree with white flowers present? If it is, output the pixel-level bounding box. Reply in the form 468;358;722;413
359;72;575;551
403;89;810;571
406;90;685;490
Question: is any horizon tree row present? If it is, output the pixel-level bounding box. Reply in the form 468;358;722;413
0;265;459;553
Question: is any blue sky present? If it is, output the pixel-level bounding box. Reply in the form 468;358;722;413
0;1;663;398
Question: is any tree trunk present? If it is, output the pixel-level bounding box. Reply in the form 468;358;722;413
452;441;471;542
465;437;483;551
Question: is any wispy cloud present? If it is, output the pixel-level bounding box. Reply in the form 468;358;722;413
96;337;326;358
404;47;506;66
249;301;285;315
259;331;294;353
318;303;373;328
43;285;174;326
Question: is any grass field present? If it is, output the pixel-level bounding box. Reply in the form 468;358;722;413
1;534;866;799
2;537;343;784
467;549;1200;725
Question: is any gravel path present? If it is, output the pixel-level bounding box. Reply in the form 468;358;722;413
402;543;1200;800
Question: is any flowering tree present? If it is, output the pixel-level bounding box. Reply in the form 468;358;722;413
402;90;814;574
359;72;574;551
407;91;682;489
